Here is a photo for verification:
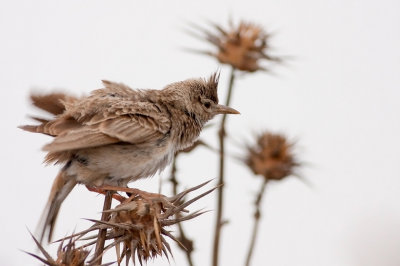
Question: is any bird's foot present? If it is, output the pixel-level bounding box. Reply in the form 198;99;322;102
97;185;175;208
85;185;126;202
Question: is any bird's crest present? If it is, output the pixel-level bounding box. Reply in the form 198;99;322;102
203;71;220;103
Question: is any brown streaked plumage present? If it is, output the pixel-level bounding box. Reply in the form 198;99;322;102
20;72;239;243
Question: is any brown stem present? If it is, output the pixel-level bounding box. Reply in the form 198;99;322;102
212;66;236;266
92;190;113;265
169;155;195;266
245;179;268;266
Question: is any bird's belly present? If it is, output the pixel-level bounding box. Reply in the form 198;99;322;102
74;143;174;186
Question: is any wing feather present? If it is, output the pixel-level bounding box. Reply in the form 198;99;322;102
99;116;163;144
43;128;119;151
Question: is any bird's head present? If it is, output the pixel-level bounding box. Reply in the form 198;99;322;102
163;72;240;124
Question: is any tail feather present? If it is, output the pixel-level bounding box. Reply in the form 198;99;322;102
18;123;54;136
18;92;79;136
29;116;50;123
30;92;74;115
36;171;77;243
18;124;41;133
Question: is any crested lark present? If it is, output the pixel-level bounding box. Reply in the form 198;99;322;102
20;72;239;243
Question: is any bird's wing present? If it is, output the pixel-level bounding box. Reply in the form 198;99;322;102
43;101;171;152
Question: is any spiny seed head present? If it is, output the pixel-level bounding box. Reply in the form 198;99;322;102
55;243;90;266
103;186;213;265
188;20;281;72
61;180;216;265
108;197;167;264
245;131;299;181
25;233;91;266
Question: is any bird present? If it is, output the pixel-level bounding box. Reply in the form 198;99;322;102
19;72;239;244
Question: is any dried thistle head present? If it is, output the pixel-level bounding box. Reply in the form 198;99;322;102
188;20;281;72
64;180;216;265
56;243;90;266
107;195;171;264
245;131;299;181
25;232;92;266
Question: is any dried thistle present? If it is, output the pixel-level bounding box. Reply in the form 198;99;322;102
245;131;299;181
24;232;98;266
244;132;300;266
61;180;217;265
188;20;281;72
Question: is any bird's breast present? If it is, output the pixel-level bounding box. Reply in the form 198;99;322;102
71;142;175;186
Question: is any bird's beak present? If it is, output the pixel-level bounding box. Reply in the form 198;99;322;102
213;104;240;115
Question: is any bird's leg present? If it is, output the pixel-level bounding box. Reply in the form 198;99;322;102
98;185;159;198
99;185;175;208
85;185;126;202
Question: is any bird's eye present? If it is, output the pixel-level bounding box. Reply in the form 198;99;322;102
204;101;211;109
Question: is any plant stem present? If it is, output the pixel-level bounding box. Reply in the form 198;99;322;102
245;179;268;266
93;190;113;265
212;66;236;266
169;155;195;266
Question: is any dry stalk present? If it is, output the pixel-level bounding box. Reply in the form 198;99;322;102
212;66;236;266
245;179;268;266
169;155;195;266
92;190;114;265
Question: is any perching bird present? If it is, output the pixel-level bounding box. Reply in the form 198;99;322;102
19;72;239;243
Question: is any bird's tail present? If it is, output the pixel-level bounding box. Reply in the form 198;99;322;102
36;170;77;243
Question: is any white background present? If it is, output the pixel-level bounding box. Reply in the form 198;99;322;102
1;0;400;265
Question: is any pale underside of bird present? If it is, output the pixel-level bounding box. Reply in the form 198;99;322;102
19;72;239;243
